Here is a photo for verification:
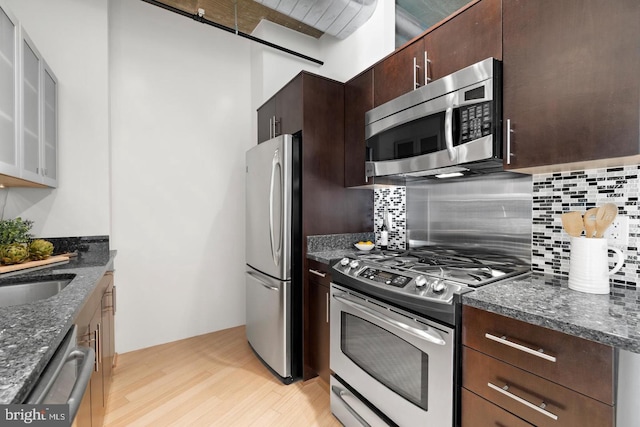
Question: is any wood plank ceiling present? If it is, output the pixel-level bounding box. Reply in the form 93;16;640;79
154;0;324;38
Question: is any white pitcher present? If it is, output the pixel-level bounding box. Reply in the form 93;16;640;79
568;237;625;294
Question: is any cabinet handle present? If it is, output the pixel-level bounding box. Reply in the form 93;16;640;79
506;119;514;165
96;324;101;372
484;333;557;362
103;287;117;315
326;292;329;323
270;115;281;138
424;51;431;84
488;382;558;421
309;269;326;278
413;57;421;89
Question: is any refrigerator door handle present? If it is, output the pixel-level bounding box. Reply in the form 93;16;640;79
247;271;280;291
269;149;282;267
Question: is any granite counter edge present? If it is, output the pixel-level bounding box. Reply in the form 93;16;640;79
462;297;640;354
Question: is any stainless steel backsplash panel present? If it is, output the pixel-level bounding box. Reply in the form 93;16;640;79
406;172;533;261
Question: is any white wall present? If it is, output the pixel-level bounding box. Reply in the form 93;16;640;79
109;0;252;352
249;0;394;149
0;0;394;355
0;0;110;238
318;0;396;82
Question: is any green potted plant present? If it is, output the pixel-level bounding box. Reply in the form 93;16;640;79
0;217;34;265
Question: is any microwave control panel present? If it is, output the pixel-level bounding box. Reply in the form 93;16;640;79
460;101;493;143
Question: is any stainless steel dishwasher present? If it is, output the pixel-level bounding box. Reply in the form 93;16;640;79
25;325;95;422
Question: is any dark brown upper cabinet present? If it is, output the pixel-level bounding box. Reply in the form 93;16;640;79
502;0;640;171
422;0;502;82
344;69;374;188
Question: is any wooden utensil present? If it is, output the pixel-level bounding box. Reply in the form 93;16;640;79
561;211;584;237
583;207;599;238
594;203;618;237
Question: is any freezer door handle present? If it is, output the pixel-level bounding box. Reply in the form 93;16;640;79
269;149;282;267
247;271;280;292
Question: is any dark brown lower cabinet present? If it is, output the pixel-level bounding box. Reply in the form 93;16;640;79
304;259;331;382
73;272;115;427
462;306;614;427
463;347;613;426
461;388;532;427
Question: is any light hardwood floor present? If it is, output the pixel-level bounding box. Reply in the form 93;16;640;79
104;326;341;427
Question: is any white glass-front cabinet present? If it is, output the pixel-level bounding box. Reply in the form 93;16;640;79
19;29;57;187
0;5;20;178
20;32;41;184
0;1;57;188
42;62;57;186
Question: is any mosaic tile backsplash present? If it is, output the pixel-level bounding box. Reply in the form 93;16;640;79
374;187;406;250
532;166;640;301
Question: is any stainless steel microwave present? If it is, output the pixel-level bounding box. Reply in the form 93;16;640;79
365;58;502;178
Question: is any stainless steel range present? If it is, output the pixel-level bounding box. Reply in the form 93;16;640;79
329;246;530;427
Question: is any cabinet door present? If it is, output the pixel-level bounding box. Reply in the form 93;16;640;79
463;347;614;427
74;321;92;427
374;39;425;106
257;97;276;143
20;32;41;183
276;74;303;137
89;309;104;427
0;5;20;177
101;277;115;404
461;388;533;427
344;69;373;187
305;260;331;382
308;281;330;383
422;0;502;82
503;0;640;170
41;61;57;187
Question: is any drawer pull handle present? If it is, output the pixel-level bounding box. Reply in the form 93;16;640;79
485;333;557;363
309;269;326;278
488;382;558;421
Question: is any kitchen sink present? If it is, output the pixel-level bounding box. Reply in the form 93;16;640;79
0;275;75;307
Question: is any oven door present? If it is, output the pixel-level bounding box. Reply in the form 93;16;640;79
330;284;454;427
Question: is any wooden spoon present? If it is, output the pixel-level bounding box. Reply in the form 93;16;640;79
583;207;599;238
561;211;584;237
594;203;618;238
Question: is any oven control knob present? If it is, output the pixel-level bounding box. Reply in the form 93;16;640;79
349;260;360;269
340;258;350;267
432;280;446;293
415;275;428;288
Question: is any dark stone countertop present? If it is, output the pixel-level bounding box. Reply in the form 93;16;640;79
307;248;360;265
0;246;116;404
306;232;375;265
463;273;640;354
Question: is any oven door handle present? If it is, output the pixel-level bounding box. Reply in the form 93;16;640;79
333;293;446;346
331;385;373;426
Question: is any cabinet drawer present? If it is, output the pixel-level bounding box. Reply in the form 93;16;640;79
461;388;533;427
462;306;614;404
307;259;332;287
463;347;613;427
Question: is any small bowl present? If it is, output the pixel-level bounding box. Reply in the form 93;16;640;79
354;243;375;251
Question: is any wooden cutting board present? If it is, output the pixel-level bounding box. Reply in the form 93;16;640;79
0;254;70;274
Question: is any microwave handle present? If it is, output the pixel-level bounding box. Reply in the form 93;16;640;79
444;107;456;161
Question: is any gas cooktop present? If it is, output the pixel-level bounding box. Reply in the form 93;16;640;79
330;246;531;319
350;247;530;288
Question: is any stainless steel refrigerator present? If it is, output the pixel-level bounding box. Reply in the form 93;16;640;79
245;134;302;384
